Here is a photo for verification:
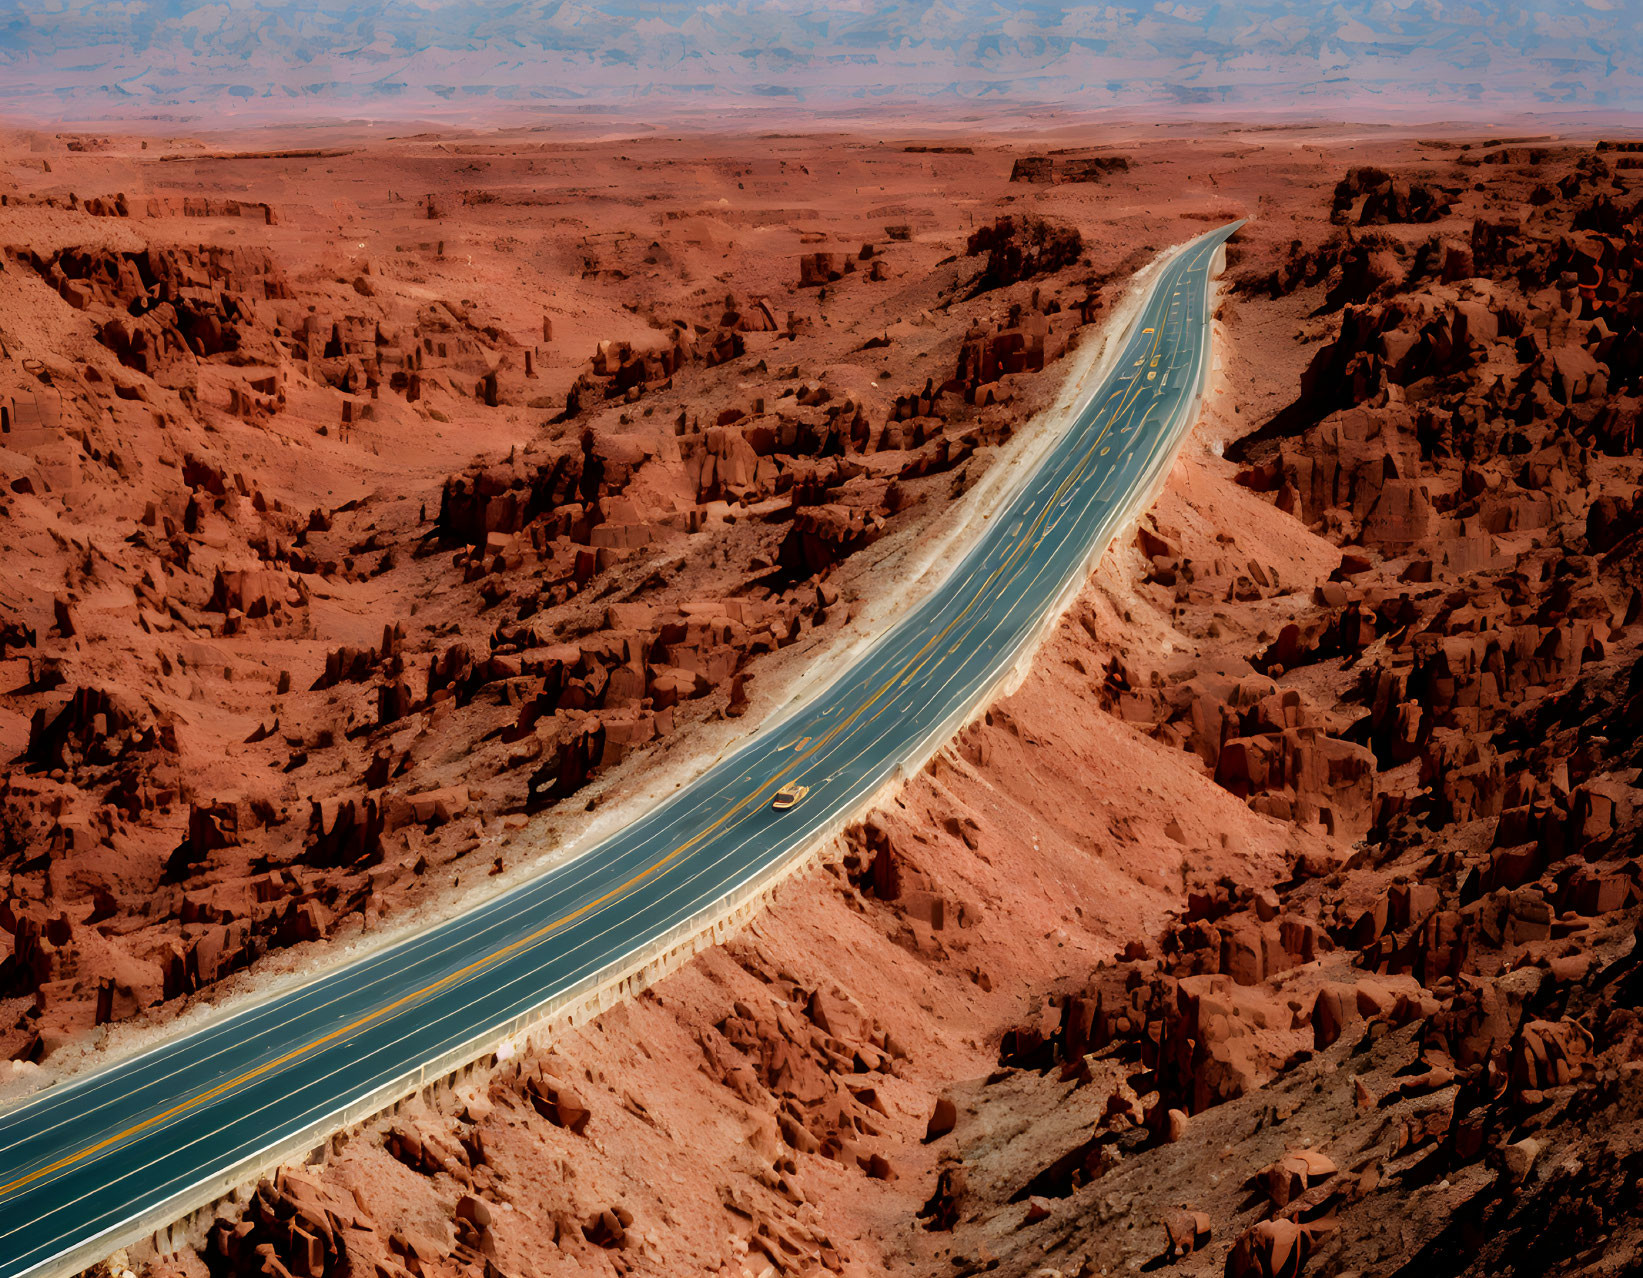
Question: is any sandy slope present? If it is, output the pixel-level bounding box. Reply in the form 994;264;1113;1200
4;120;1640;1278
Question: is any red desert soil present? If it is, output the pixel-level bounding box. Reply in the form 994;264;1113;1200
2;122;1641;1278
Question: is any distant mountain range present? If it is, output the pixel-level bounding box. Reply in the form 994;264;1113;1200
0;0;1637;124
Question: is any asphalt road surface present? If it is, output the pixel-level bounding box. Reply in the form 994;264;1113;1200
0;220;1242;1278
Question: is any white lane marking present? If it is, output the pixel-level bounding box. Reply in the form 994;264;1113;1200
2;235;1230;1224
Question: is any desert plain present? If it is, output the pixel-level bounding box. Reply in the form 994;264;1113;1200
2;115;1642;1278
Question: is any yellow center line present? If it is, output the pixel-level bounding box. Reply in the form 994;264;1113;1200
832;271;1183;700
4;248;1210;1202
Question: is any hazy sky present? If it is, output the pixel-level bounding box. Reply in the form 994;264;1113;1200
1;0;1637;121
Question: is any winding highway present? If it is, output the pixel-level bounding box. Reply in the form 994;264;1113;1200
0;220;1242;1278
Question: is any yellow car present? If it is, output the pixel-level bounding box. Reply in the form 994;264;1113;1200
772;783;810;811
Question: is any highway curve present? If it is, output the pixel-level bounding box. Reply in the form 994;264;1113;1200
0;220;1243;1278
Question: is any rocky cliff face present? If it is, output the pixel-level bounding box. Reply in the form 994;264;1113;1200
0;128;1139;1079
7;124;1639;1278
899;138;1643;1278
